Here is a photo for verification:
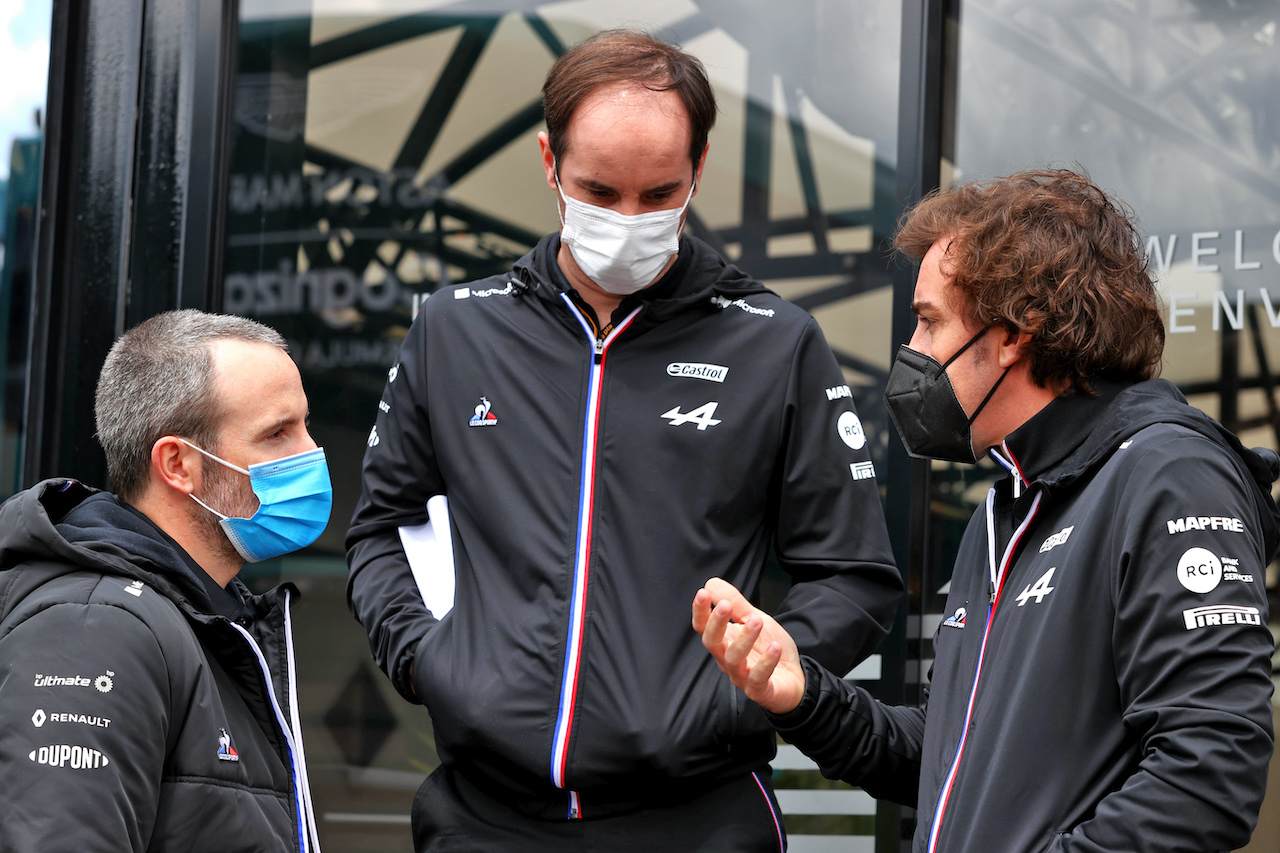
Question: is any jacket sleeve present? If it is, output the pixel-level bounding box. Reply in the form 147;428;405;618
768;656;925;806
1052;433;1275;852
0;598;170;852
345;309;445;702
770;317;903;674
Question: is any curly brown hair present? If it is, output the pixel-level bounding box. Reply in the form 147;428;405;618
895;169;1165;394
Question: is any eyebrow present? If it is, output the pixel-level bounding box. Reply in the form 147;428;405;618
910;300;936;315
257;416;298;438
574;178;686;195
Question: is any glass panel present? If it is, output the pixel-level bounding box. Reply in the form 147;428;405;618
226;1;901;849
944;2;1279;846
937;0;1280;587
0;0;52;498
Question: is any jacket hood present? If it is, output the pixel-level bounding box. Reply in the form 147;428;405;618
1003;378;1280;560
0;479;215;618
512;232;772;328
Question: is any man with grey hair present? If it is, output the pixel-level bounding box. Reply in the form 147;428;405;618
0;309;331;852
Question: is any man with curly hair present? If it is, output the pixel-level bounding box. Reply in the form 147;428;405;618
695;169;1278;852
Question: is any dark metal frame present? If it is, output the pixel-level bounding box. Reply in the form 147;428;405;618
23;0;239;488
878;1;948;849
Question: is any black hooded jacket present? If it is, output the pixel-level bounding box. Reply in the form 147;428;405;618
0;480;320;852
346;234;903;818
771;379;1278;852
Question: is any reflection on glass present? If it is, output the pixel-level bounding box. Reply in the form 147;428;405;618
0;0;51;499
943;0;1280;698
226;1;901;849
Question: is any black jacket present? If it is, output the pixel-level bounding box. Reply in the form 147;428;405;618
346;234;902;817
0;480;321;852
772;379;1278;852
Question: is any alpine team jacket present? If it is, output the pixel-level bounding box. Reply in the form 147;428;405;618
770;379;1278;852
346;233;903;817
0;480;321;853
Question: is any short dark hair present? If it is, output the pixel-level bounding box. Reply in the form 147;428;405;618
895;169;1165;394
95;310;287;501
542;29;716;169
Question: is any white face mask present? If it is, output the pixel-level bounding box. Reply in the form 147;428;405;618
556;167;696;295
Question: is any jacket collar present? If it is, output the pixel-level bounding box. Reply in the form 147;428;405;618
512;231;772;332
992;381;1129;488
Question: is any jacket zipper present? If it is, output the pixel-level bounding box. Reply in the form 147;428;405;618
927;486;1041;853
549;296;642;819
230;590;322;852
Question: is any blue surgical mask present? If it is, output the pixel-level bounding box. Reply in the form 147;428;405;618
181;439;333;563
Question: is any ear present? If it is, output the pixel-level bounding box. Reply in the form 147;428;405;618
151;436;201;496
996;327;1035;370
692;143;709;195
537;131;557;192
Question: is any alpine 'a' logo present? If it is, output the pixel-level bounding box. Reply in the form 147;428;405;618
661;402;722;430
1015;567;1056;606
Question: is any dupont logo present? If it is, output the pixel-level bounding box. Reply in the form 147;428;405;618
29;744;111;770
666;362;728;383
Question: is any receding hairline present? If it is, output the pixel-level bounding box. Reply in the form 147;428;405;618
558;81;697;163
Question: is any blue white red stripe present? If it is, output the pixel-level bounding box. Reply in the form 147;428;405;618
231;597;320;852
752;771;786;852
990;442;1029;487
550;297;642;813
927;487;1041;853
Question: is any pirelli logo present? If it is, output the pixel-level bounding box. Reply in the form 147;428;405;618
1183;604;1261;630
850;461;876;481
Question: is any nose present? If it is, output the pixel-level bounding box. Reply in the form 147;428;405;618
907;324;929;355
613;197;646;217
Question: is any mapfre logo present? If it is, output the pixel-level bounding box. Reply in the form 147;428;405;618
1167;516;1244;534
666;363;729;383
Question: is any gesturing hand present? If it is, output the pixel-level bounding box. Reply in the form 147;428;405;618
692;577;806;715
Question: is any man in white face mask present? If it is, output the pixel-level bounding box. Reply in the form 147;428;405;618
538;45;706;330
348;29;902;853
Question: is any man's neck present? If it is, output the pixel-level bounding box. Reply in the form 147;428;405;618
557;242;624;324
130;492;241;589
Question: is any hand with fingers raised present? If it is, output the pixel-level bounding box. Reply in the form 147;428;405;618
692;577;806;715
